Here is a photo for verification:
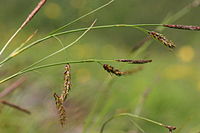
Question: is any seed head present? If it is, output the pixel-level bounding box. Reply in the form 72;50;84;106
148;31;176;49
163;24;200;31
61;64;71;102
103;64;122;76
53;93;66;127
116;59;152;64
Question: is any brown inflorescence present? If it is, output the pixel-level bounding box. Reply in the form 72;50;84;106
115;59;152;64
148;31;176;49
103;64;123;76
103;64;143;76
60;64;71;102
53;64;72;126
163;24;200;31
53;93;66;127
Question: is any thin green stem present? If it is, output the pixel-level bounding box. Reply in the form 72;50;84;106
0;31;37;67
100;113;174;133
49;0;115;34
84;1;197;132
129;119;145;133
0;59;113;85
0;27;21;56
0;0;113;65
130;0;199;57
21;20;96;71
0;24;161;66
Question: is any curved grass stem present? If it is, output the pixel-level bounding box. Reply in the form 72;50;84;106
0;0;46;56
100;113;176;133
49;0;115;34
22;20;96;71
0;59;114;85
0;24;161;66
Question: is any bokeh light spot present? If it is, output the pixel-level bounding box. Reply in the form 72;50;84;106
164;65;193;80
44;3;61;19
76;68;91;83
177;45;195;63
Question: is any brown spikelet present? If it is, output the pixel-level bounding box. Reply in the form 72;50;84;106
103;64;123;76
115;59;152;64
148;31;176;49
53;93;66;127
103;64;143;76
60;64;71;102
163;24;200;31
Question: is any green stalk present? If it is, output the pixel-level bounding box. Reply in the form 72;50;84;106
0;59;113;85
49;0;115;34
0;0;114;66
84;1;199;132
100;113;175;133
0;24;161;66
21;20;96;71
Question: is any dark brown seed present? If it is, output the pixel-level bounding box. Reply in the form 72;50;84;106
163;24;200;31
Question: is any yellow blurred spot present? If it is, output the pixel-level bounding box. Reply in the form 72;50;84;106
164;65;193;80
177;46;195;62
70;0;86;9
76;68;91;83
44;3;61;19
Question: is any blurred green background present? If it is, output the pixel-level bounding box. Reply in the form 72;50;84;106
0;0;200;133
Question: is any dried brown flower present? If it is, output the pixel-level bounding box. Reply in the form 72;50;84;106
163;24;200;31
103;64;143;76
148;31;176;49
103;64;123;76
116;59;152;64
53;93;66;127
60;64;71;102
